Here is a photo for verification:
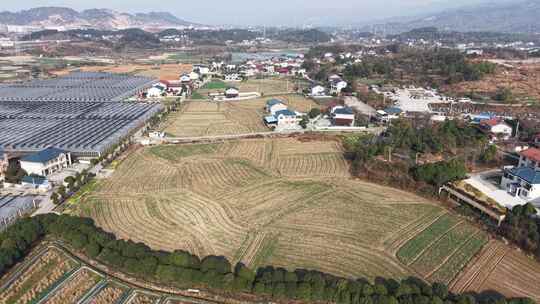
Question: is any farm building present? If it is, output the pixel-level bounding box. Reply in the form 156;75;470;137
19;147;72;176
0;195;37;229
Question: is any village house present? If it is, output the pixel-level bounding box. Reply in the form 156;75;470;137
330;79;348;95
479;118;513;141
266;99;288;115
376;107;403;122
310;85;326;97
501;147;540;201
21;175;51;191
147;86;164;98
20;147;72;177
330;106;355;126
225;87;240;99
180;74;191;84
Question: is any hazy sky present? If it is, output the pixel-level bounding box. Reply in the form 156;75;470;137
2;0;498;26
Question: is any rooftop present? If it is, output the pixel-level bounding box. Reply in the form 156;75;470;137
333;107;354;115
266;99;284;107
508;166;540;184
275;109;296;117
520;148;540;163
20;147;66;163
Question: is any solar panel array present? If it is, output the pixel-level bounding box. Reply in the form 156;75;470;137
0;72;155;102
0;72;162;156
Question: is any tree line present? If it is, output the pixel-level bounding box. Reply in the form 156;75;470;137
0;214;534;304
499;204;540;261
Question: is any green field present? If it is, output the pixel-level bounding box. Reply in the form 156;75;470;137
397;214;488;283
202;80;227;90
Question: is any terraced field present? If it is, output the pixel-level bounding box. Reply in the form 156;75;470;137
79;137;480;282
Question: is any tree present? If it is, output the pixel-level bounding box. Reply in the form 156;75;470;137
50;192;60;205
299;116;309;129
494;87;513;103
308;108;321;119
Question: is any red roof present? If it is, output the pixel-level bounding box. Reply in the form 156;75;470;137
480;118;503;127
520;148;540;163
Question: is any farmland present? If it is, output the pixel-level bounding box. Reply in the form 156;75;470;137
162;96;318;137
451;240;540;302
0;245;216;304
195;77;297;96
76;136;484;282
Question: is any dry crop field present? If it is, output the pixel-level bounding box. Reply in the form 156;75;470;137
451;240;540;301
76;137;484;285
60;63;193;80
163;97;319;137
162;100;268;137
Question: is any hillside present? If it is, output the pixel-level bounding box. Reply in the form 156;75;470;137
366;0;540;34
0;7;202;30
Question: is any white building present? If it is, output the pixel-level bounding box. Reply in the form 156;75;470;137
479;118;513;141
266;99;288;115
330;80;348;94
501;148;540;201
311;85;326;96
225;87;240;98
147;87;164;98
274;109;300;128
20;148;72;177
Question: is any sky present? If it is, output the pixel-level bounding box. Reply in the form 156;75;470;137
1;0;501;26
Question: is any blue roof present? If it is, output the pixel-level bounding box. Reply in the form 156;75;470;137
266;99;283;106
264;116;278;123
334;107;354;115
384;107;403;115
21;147;66;163
275;109;296;117
508;167;540;184
21;175;48;185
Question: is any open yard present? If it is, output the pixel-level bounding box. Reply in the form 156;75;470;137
162;97;319;137
196;77;297;96
74;137;480;282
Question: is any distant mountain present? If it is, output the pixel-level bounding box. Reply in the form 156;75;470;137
0;7;203;31
365;0;540;35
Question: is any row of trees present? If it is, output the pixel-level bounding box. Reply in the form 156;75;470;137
0;214;533;304
50;169;95;205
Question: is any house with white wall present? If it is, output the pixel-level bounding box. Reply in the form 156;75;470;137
266;99;288;115
479;118;512;141
20;147;72;177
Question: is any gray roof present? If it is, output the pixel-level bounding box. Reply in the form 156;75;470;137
508;167;540;184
